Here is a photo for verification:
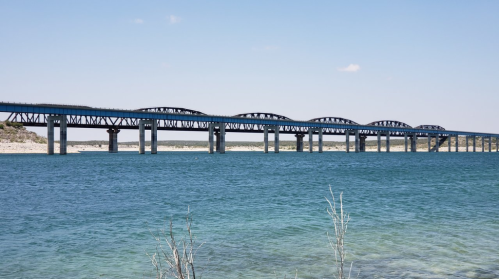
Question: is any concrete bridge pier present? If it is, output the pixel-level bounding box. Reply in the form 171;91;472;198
47;115;67;155
275;128;279;153
466;136;469;152
410;133;417;152
482;137;485;152
139;120;157;154
295;134;304;152
497;137;499;152
209;123;225;154
455;135;459;152
404;134;408;152
215;131;221;152
345;131;350;153
473;136;476;152
107;128;120;153
359;135;366;152
435;135;440;152
264;125;279;153
308;128;323;153
377;132;381;152
355;130;360;153
318;129;323;153
386;133;390;153
448;136;452;152
427;135;431;152
489;136;492;152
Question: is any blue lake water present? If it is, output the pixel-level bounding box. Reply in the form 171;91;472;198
1;151;498;279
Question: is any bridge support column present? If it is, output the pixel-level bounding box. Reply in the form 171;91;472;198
435;135;439;152
377;132;381;152
428;135;431;152
355;130;360;153
47;115;67;155
209;125;214;154
346;131;350;153
466;136;469;152
404;133;408;152
264;129;269;153
455;135;459;152
220;125;225;154
308;128;323;153
318;129;323;153
386;133;390;153
264;125;279;153
497;137;499;152
107;128;120;153
295;134;304;152
309;130;313;153
489;136;492;152
215;132;221;152
482;137;485;152
275;128;279;153
139;120;157;154
473;136;476;152
208;123;225;154
448;136;451;152
47;117;55;155
151;120;157;154
360;135;366;152
410;133;417;152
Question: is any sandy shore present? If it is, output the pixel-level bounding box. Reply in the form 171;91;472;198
0;141;492;154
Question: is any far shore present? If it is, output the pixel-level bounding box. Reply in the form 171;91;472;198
0;141;492;154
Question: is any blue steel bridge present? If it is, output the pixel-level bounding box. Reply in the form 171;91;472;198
1;102;498;155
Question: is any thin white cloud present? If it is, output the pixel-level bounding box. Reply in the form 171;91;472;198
338;64;361;72
133;18;144;24
169;15;181;24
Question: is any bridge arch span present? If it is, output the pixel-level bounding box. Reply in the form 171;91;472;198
414;125;446;131
233;112;292;121
367;120;412;128
136;107;206;115
309;117;358;125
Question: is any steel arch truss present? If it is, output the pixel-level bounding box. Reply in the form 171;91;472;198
414;125;446;131
308;117;359;135
136;107;206;115
358;120;413;136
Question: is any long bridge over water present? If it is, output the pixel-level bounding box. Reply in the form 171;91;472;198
1;102;498;155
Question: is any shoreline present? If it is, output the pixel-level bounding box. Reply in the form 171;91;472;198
0;141;491;154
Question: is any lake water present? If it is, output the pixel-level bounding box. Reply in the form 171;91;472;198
1;151;498;279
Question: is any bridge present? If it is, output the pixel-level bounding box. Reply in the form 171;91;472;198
1;102;498;155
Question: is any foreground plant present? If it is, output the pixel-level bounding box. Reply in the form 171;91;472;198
148;209;203;279
326;187;354;279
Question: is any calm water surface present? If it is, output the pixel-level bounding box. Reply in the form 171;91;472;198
1;152;498;278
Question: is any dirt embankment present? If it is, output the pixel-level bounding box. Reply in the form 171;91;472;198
0;121;46;144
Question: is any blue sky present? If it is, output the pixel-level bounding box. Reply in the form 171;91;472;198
1;1;498;141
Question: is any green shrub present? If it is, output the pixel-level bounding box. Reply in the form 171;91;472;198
0;124;4;129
